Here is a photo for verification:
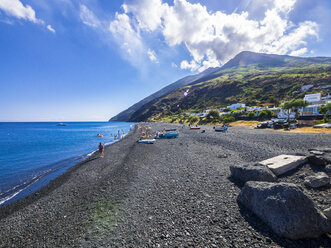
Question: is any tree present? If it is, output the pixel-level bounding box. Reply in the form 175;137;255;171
319;103;331;122
190;116;199;124
206;110;220;123
319;103;331;115
248;111;256;119
223;108;231;112
258;109;273;120
283;99;308;121
221;115;235;123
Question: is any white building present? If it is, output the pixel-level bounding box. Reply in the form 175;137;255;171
246;106;261;112
300;105;320;116
227;103;246;110
304;93;321;103
300;93;330;116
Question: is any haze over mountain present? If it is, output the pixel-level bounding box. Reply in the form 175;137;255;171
109;67;221;121
109;51;331;122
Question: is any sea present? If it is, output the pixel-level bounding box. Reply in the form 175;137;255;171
0;122;135;206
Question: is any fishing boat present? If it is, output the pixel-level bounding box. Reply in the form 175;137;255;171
57;123;67;126
97;134;103;137
138;139;156;144
314;123;331;128
165;128;177;132
158;132;179;139
215;125;227;132
190;126;200;130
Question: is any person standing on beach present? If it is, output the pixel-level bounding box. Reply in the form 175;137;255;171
98;142;104;158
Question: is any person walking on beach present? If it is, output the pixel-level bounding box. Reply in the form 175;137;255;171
98;142;104;158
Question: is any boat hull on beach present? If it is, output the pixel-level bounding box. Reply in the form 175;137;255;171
138;139;156;144
158;132;179;139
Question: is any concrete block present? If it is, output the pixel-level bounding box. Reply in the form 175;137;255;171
260;155;307;176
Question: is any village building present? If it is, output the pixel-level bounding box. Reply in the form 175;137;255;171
227;103;245;110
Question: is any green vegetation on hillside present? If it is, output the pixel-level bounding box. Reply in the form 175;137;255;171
129;65;331;122
123;52;331;122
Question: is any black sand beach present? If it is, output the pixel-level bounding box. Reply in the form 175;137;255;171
0;123;330;247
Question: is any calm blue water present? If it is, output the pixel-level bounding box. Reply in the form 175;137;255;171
0;122;134;206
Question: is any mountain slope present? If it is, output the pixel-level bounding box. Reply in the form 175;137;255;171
109;67;221;121
128;52;331;122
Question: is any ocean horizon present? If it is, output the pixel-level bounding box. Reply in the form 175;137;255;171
0;121;135;206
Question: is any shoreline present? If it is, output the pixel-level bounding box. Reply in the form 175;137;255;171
0;127;135;219
0;123;330;247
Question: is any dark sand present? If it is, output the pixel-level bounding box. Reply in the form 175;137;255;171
0;123;330;247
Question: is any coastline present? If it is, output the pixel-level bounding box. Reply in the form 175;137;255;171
0;126;136;218
0;123;330;247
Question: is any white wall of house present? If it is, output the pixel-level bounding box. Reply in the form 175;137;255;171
304;93;321;103
227;103;246;110
299;104;321;116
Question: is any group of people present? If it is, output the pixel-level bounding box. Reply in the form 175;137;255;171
98;129;127;158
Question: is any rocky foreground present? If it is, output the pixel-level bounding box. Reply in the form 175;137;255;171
0;123;330;247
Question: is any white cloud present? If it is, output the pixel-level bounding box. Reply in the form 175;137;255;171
0;0;42;23
290;47;308;56
171;62;178;68
79;4;100;28
109;12;145;66
47;24;55;33
147;49;158;63
119;0;318;71
0;0;56;33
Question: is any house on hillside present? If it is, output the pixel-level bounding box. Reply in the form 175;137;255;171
299;93;331;116
227;103;245;110
304;93;322;103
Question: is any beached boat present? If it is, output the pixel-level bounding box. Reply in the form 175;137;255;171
165;128;177;132
138;139;156;144
158;132;179;139
215;126;227;132
314;123;331;128
190;126;200;130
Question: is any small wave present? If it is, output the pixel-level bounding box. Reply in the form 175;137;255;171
0;173;44;206
86;149;97;157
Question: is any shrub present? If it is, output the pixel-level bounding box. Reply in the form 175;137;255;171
222;115;235;123
258;109;273;120
206;110;220;122
248;111;256;119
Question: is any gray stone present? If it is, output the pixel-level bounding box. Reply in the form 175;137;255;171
304;172;330;188
259;155;307;176
237;182;331;240
309;150;324;155
298;173;306;179
309;148;331;153
307;155;331;167
324;207;331;219
324;164;331;173
230;163;277;183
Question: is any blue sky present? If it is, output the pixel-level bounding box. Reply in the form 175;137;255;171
0;0;330;121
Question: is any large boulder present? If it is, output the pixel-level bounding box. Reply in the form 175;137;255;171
237;182;331;240
304;172;330;188
324;207;331;219
230;163;277;183
324;164;331;173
